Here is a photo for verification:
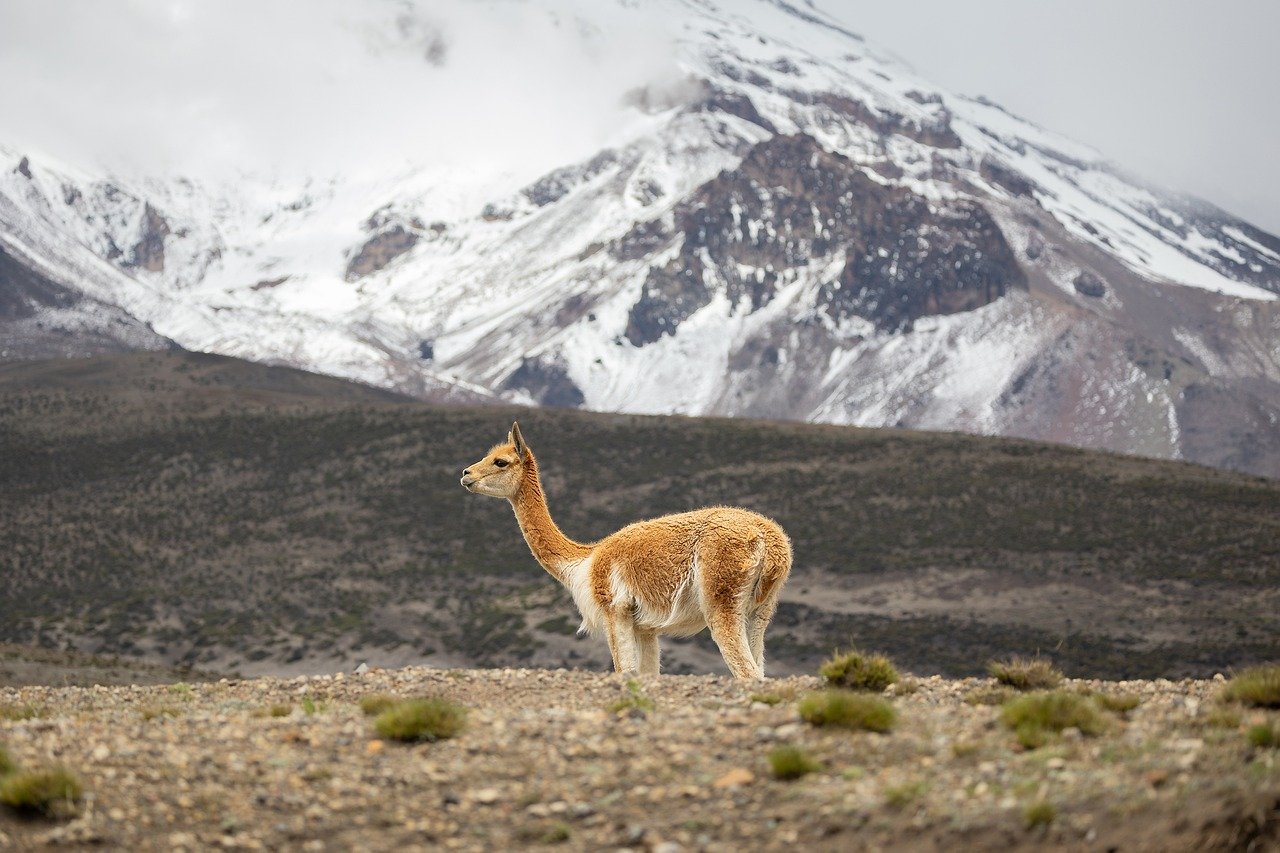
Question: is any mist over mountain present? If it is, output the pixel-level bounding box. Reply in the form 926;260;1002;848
1;0;1278;475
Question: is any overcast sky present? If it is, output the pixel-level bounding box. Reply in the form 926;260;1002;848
0;0;1277;234
831;0;1280;233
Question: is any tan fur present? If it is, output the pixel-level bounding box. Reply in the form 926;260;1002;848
461;422;792;679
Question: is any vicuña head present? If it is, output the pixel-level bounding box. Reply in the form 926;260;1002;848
461;421;792;680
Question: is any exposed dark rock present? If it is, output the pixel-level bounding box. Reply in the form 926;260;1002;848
688;89;777;133
1073;271;1107;298
250;276;289;291
345;226;419;281
126;204;170;273
790;90;961;149
500;357;584;408
610;219;670;262
0;244;77;319
522;150;618;207
15;157;32;179
980;156;1037;198
417;341;434;360
619;133;1025;342
62;184;81;206
904;90;943;106
480;204;513;222
769;57;800;75
1025;233;1046;261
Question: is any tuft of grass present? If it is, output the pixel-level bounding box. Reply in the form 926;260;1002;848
0;745;17;776
359;694;399;717
883;779;927;809
1246;723;1279;749
750;692;785;706
139;704;182;721
1024;799;1057;829
605;679;654;716
267;704;291;718
951;740;981;758
768;745;822;780
168;682;194;699
798;690;896;733
0;766;83;817
1002;691;1107;749
517;820;571;844
819;648;899;691
301;695;322;715
1095;692;1140;714
1223;665;1280;708
0;703;45;721
988;657;1063;690
373;697;467;743
1204;706;1242;729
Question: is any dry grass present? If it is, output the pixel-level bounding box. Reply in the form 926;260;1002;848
767;745;822;780
819;649;899;691
1002;691;1107;749
798;690;896;733
373;697;467;743
0;702;45;721
1222;664;1280;708
0;766;82;817
988;657;1063;690
1246;723;1279;749
359;694;399;717
1024;799;1057;828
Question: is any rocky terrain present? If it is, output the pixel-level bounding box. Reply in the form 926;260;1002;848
2;665;1278;851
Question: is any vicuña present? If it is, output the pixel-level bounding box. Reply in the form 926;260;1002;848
461;422;792;679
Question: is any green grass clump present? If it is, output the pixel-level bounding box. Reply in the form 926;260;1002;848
1246;723;1279;749
359;694;399;716
373;697;467;743
883;779;927;808
0;746;16;776
605;679;655;716
798;690;896;733
1095;692;1140;714
517;820;571;844
0;703;45;721
168;682;194;699
267;704;292;718
1002;691;1107;749
0;766;82;817
988;657;1063;690
1223;665;1280;708
768;745;822;780
1024;799;1056;828
965;686;1015;706
819;649;899;691
1204;706;1242;729
139;705;182;721
750;692;785;706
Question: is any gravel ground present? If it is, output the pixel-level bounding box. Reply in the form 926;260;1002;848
1;667;1277;851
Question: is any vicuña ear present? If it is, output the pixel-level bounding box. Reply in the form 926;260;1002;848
510;421;528;458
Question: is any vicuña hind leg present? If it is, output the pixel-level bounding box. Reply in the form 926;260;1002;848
708;611;762;680
747;597;778;675
637;629;660;676
606;610;642;675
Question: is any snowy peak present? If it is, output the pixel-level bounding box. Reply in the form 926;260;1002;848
1;0;1278;476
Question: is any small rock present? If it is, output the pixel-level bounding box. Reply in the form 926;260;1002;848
712;768;754;788
1146;769;1169;788
354;662;370;675
474;787;501;804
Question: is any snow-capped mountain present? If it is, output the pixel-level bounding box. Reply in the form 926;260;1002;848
2;0;1278;475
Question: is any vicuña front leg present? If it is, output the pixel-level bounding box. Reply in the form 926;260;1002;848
708;609;763;680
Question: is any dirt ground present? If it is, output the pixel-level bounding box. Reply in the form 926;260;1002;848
1;666;1277;851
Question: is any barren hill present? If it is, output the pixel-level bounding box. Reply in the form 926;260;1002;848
1;351;1277;680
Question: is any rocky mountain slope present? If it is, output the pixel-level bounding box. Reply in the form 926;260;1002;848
1;1;1279;476
2;352;1276;681
2;667;1277;850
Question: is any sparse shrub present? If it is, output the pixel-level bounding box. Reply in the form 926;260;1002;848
798;690;896;732
0;703;44;721
0;745;16;776
268;704;291;718
750;692;785;706
1002;691;1107;749
820;649;899;691
1246;723;1279;749
359;694;398;716
605;679;654;716
988;657;1062;690
1204;706;1242;729
0;766;82;817
374;697;467;742
768;745;822;780
951;740;980;758
139;705;182;721
1223;665;1280;708
1024;799;1056;828
1095;693;1140;714
883;779;927;808
168;682;194;699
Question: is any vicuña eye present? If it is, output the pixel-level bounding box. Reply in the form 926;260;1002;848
493;459;509;468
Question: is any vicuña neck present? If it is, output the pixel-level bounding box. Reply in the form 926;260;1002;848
509;451;592;584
